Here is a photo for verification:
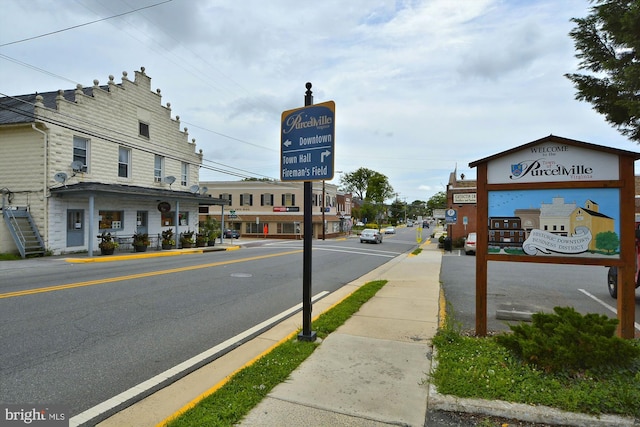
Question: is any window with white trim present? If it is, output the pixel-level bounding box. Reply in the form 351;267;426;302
73;136;89;172
118;147;131;178
154;155;164;182
181;162;188;186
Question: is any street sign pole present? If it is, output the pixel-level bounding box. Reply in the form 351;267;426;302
299;82;316;342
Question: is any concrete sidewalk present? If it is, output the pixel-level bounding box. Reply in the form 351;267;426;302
238;243;442;427
85;236;635;427
91;241;440;427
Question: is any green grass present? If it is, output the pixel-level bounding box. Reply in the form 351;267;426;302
0;253;21;261
431;317;640;418
164;279;388;427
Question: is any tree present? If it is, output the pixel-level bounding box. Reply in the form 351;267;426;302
340;168;393;201
595;230;620;254
565;0;640;142
426;191;447;216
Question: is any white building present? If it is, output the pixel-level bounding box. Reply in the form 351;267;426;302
0;67;227;256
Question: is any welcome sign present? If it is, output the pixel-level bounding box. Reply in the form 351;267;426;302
487;141;619;184
469;135;640;338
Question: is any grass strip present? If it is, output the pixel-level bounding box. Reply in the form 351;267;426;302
164;279;388;427
432;317;640;418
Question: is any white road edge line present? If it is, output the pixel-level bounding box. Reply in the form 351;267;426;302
578;288;640;331
69;290;331;427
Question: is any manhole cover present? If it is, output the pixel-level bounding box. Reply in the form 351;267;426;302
230;273;252;278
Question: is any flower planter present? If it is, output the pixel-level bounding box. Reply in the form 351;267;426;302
181;242;193;249
101;248;115;256
134;245;148;252
162;243;173;250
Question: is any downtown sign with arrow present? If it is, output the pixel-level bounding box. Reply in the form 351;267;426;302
281;100;335;181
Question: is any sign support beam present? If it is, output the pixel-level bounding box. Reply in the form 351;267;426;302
299;82;317;342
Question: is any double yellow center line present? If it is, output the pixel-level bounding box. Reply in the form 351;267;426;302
0;250;301;299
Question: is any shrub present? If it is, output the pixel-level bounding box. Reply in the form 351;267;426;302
453;237;465;248
495;306;640;375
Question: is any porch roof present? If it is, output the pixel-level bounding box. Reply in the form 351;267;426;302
49;182;229;206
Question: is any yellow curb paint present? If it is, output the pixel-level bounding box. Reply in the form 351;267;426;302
438;286;447;329
0;250;301;299
157;331;299;427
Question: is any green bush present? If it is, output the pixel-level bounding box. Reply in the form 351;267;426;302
495;306;640;375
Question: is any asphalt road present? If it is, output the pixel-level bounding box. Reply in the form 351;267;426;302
439;249;640;334
0;229;421;418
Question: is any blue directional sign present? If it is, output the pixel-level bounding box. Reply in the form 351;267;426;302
281;100;335;181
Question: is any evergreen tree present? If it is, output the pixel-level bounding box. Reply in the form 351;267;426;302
565;0;640;142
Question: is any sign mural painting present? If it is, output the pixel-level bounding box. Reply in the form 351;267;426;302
488;188;620;258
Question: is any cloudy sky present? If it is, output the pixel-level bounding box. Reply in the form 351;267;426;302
1;0;638;203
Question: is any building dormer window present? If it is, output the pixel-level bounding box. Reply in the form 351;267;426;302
139;121;150;138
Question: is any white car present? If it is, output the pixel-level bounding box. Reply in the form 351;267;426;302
360;228;383;244
464;232;477;255
383;226;396;234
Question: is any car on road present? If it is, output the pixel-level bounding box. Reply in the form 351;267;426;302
406;220;413;227
464;232;477;255
360;228;382;244
224;229;240;239
383;226;396;234
355;221;365;227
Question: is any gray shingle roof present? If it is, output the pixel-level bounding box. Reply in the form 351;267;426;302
0;86;105;125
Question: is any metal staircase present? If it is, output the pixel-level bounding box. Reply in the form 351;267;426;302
3;207;45;258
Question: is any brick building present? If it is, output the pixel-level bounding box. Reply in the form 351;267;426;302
445;169;477;241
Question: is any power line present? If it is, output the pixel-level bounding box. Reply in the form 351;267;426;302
0;92;276;180
0;0;173;47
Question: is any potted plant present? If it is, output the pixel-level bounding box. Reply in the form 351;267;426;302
207;229;219;246
161;229;175;250
195;233;208;247
97;232;119;255
132;232;150;252
200;217;219;246
180;230;195;248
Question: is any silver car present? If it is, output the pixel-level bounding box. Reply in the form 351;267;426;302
360;228;383;244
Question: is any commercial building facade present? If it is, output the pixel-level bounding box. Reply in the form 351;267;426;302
199;180;352;239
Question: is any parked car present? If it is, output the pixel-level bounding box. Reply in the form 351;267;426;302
224;229;240;239
355;221;365;227
464;232;477;255
383;226;396;234
360;228;383;244
406;220;413;227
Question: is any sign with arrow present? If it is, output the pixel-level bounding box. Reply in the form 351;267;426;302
281;100;335;181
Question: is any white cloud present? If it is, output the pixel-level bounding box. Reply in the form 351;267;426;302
1;0;637;203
